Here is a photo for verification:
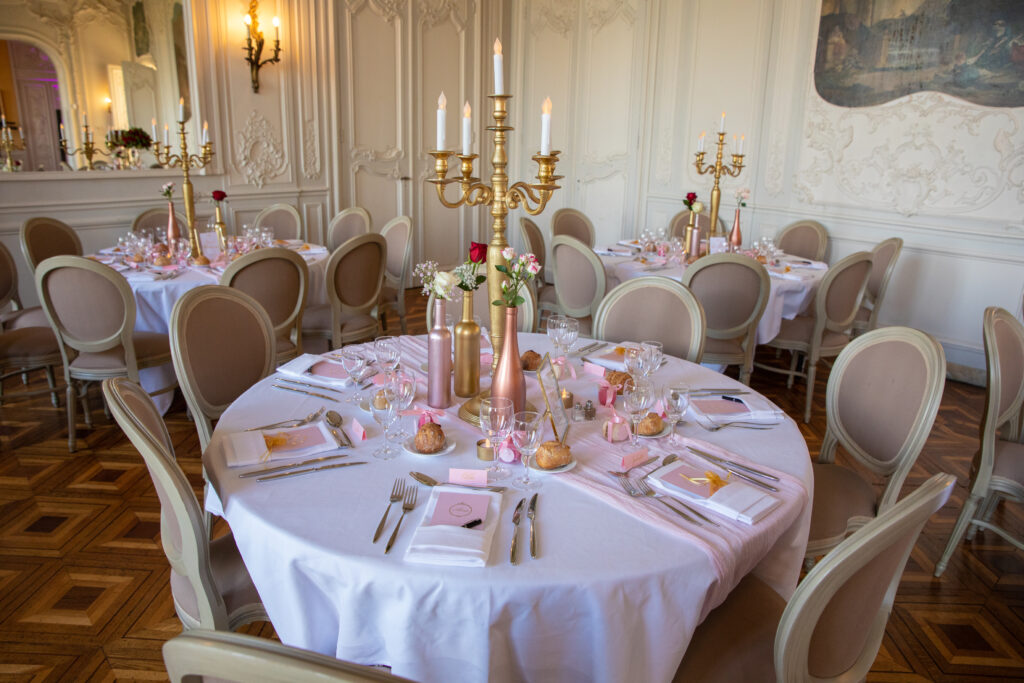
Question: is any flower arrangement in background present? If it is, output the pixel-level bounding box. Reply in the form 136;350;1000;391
160;181;175;199
683;191;704;214
493;247;540;308
211;190;227;203
415;260;458;300
452;241;487;292
107;127;153;150
735;187;750;207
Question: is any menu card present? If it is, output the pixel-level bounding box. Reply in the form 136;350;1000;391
427;491;490;527
649;461;780;525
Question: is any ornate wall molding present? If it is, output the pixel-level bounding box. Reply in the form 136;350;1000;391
350;145;403;178
586;0;635;32
795;91;1024;216
531;0;578;37
346;0;408;23
418;0;473;31
303;119;320;180
764;136;784;197
234;110;288;189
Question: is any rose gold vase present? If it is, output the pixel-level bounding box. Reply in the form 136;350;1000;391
453;289;481;398
729;208;742;252
490;306;526;413
427;299;452;408
166;201;180;255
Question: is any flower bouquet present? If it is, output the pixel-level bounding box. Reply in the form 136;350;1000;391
491;247;542;413
453;242;488;397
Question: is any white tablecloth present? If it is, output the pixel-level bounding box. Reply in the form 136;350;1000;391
204;333;813;683
599;252;823;344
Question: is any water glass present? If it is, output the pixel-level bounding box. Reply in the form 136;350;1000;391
388;372;417;439
623;345;651;379
546;315;566;351
374;336;401;377
480;396;514;480
339;350;371;404
370;388;398;459
560;317;579;355
512;411;543;491
641;341;664;375
622;378;654;449
663;384;690;445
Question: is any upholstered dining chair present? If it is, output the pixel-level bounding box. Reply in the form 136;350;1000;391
852;237;903;336
327;206;372;252
0;240;48;330
674;472;954;683
163;630;413;683
668;211;719;241
776;219;829;262
519;216;553;299
757;251;873;423
20;217;82;271
254;203;304;241
35;255;176;451
132;206;185;234
551;208;595;248
0;324;62;407
541;235;607;335
681;253;770;385
376;216;413;334
304;233;387;349
170;286;276;451
426;277;539;334
805;326;946;565
102;378;269;632
934;307;1024;577
593;277;706;363
220;247;308;364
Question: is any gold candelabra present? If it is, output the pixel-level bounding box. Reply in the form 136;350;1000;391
1;124;23;172
694;131;745;237
427;94;562;372
60;124;111;171
152;122;214;265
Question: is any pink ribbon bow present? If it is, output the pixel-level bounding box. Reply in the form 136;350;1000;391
596;377;621;407
399;404;445;429
603;407;629;443
551;356;577;380
496;436;520;464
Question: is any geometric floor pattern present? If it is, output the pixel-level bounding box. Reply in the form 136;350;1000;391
2;291;1023;681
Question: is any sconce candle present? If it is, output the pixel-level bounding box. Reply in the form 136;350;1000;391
273;16;280;40
493;38;504;95
461;102;471;155
178;98;185;122
82;112;88;127
540;97;552;155
59;123;65;141
436;92;446;150
243;1;283;93
151;118;157;140
698;131;705;153
739;135;744;155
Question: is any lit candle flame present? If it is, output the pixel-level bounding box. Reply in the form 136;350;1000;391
272;16;280;27
464;102;471;118
494;38;502;56
542;97;552;115
438;92;446;110
243;14;251;25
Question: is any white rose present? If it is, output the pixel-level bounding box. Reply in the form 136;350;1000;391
691;201;704;214
433;271;458;298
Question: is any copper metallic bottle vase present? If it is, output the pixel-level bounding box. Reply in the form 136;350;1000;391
490;305;526;413
729;208;742;252
454;289;481;398
427;299;452;408
213;203;228;254
166;201;181;255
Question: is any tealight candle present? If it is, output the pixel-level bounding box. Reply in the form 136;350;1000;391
561;389;574;409
477;438;494;461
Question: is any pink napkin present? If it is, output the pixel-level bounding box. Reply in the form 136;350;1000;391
310;361;348;380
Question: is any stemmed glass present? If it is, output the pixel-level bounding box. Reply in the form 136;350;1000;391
546;314;566;351
370;388;398;459
374;336;401;378
340;349;373;404
512;411;544;491
663;384;690;445
388;371;417;440
641;341;664;376
623;345;651;379
480;396;514;481
622;378;654;450
559;317;579;355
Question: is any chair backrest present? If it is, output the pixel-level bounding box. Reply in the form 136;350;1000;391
777;220;828;262
20;217;82;271
775;472;955;682
35;255;140;379
593;277;706;363
814;251;873;337
170;286;276;450
823;326;946;513
668;211;714;240
862;237;903;327
551;208;595;248
327;207;372;252
378;216;413;292
426;279;538;334
0;240;22;313
254;203;303;241
102;377;229;631
681;253;770;343
220;247;308;352
550;235;606;319
163;629;414;683
519;217;546;274
324;233;387;347
132;206;186;234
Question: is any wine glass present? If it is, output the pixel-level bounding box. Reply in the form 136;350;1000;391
546;314;566;351
663;384;690;445
374;336;401;378
480;396;514;481
623;345;650;379
339;349;371;404
641;341;664;376
622;378;654;450
560;317;579;355
370;388;398;459
388;372;417;439
512;411;544;491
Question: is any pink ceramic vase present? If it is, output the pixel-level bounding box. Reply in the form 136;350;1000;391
490;306;526;413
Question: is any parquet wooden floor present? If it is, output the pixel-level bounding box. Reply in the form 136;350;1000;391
2;290;1023;682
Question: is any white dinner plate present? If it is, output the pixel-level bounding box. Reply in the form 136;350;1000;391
528;457;577;474
638;423;673;439
402;437;457;456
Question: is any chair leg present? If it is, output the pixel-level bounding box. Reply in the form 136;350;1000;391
787;351;799;389
79;384;92;428
399;313;407;335
66;381;78;452
45;366;60;407
935;495;982;577
804;361;817;423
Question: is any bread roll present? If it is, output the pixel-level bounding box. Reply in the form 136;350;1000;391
636;412;665;436
521;350;542;371
605;370;632;394
413;421;446;454
534;440;572;469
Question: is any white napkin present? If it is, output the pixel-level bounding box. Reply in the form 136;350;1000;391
688;393;783;424
616;239;642;249
780;255;827;270
767;268;817;282
405;486;503;567
649;461;780;524
583;349;628;373
276;353;350;387
123;268;158;281
222;422;337;467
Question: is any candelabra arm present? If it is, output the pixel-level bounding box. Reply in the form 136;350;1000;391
506;182;552;216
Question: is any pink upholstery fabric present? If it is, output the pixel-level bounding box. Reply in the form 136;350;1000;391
70;331;170;371
0;244;14;306
328;212;368;251
553;241;598;311
809;463;876;541
24;218;81;269
686;261;761;333
132;208;182;234
825;260;872;323
169;532;261;623
0;326;60;362
993;317;1024;417
703;336;744;355
993;439;1024;484
256;207;300;240
45;267;126;344
867;241;898;300
778;223;825;261
228;257;302;329
335;241;384;308
1;307;48;330
773;316;850;348
552;210;594;248
598;286;701;360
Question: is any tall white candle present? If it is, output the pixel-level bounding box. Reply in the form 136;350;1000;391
436;92;447;150
739;135;745;155
493;38;504;95
151;118;157;140
178;97;185;122
719;111;725;133
82;111;88;127
540;97;552;155
202;120;209;145
698;131;705;153
461;102;472;155
59;122;65;140
164;123;169;146
273;16;280;40
1;114;5;129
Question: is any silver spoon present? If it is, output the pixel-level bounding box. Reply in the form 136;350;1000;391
325;410;354;447
245;406;324;432
409;471;506;493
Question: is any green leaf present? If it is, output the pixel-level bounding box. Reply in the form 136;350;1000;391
474;275;486;286
494;264;510;275
492;299;503;306
513;295;525;307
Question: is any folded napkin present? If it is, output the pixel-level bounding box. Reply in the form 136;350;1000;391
767;267;817;282
223;422;336;467
595;246;634;257
780;255;827;270
648;460;780;524
276;353;349;386
405;485;503;567
688;393;783;424
584;348;628;373
616;239;642;249
123;269;159;281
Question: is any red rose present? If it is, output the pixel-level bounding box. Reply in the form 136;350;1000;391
469;241;487;264
212;190;227;201
686;192;697;202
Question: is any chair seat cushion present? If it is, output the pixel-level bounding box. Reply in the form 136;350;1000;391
70;331;171;371
277;337;296;354
673;574;785;683
772;315;851;349
993;439;1024;485
1;306;49;331
703;336;744;357
809;462;877;545
0;326;60;363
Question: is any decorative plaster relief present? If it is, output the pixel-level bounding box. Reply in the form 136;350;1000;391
796;91;1023;216
418;0;473;30
234;110;288;189
587;0;636;32
303;119;320;180
347;0;408;23
531;0;578;37
764;136;784;197
351;145;404;179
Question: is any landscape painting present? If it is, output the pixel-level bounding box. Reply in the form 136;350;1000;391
814;0;1024;107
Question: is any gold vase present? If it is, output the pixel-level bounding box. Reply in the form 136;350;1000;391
490;306;526;413
213;203;228;254
454;289;481;397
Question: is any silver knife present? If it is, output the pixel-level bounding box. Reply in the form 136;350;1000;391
527;493;538;559
510;498;525;565
687;446;781;482
686;448;779;492
257;460;368;482
689;389;751;396
239;454;348;478
271;384;341;402
277;377;344;394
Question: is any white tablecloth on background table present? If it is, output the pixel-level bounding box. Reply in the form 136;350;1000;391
599;252;823;344
204;332;813;683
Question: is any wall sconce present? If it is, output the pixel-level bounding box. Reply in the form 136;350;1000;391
243;2;281;93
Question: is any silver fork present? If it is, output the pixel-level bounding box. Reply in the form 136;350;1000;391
618;477;701;526
696;419;776;432
385;487;417;554
635;479;719;527
373;479;405;543
245;407;325;432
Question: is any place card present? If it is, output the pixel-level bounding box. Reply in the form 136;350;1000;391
350;418;367;441
449;468;489;487
582;361;606;378
428;491;490;527
620;447;649;471
309;360;348;380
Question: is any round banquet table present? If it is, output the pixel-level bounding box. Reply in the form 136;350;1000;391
204;333;813;683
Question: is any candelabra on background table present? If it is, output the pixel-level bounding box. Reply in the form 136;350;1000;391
0;117;22;172
694;114;746;239
59;121;111;171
